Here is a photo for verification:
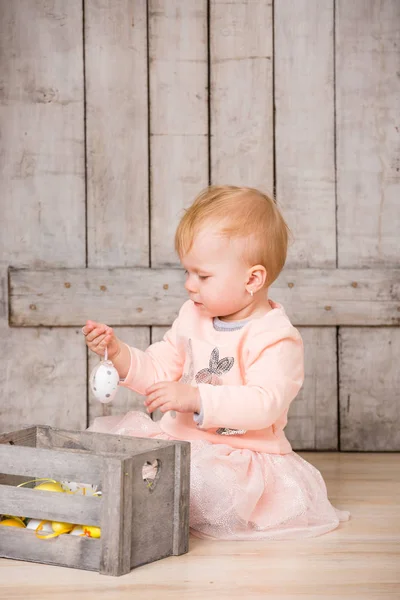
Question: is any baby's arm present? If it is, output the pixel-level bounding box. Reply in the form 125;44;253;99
83;307;186;395
119;319;184;395
196;328;304;431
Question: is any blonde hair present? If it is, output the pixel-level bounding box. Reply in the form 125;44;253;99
175;185;290;287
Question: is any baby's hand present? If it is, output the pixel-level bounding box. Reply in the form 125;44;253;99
82;320;121;361
145;382;201;415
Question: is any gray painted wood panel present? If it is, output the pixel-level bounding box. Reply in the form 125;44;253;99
339;328;400;451
151;327;170;344
85;0;149;269
336;0;400;268
0;0;86;434
84;0;151;433
0;0;85;269
10;267;400;327
149;0;208;267
275;0;336;269
336;0;400;450
210;0;273;188
1;267;86;435
84;1;151;431
0;318;86;433
285;328;338;451
274;1;337;450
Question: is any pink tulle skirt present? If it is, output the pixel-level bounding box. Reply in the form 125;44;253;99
88;411;350;540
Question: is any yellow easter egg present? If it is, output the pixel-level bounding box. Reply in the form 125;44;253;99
0;518;25;528
34;482;64;493
83;525;101;538
51;521;74;535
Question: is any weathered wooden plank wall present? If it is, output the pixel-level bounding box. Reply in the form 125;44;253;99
150;0;208;267
336;0;400;451
9;267;400;327
84;0;150;421
1;0;399;450
0;0;87;430
275;0;338;449
211;0;273;188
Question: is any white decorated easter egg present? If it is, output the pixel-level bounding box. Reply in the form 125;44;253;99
61;481;99;495
70;525;85;536
89;360;119;404
26;519;53;533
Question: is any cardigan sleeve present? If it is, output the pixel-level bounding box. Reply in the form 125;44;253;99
119;304;188;395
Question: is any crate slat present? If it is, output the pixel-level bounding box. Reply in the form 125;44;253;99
172;442;190;555
130;446;177;569
0;485;101;527
36;426;173;453
0;427;38;487
0;527;100;571
0;427;37;446
99;457;133;576
0;445;103;484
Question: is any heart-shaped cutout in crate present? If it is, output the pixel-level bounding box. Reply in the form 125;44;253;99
142;459;161;491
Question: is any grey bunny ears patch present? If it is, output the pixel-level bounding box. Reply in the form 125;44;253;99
195;347;234;385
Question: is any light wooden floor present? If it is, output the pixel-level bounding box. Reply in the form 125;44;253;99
1;453;399;600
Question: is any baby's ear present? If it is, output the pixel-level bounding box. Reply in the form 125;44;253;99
247;265;267;291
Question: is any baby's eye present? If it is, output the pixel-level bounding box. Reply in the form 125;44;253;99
199;275;209;280
184;269;189;276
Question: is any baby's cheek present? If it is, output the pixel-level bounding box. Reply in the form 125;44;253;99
210;281;226;299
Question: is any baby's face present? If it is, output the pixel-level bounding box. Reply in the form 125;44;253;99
181;227;251;319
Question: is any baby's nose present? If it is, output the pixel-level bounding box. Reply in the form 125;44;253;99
185;275;197;294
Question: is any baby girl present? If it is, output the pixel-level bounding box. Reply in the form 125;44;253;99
82;185;349;540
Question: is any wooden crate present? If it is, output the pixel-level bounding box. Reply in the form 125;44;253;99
0;426;190;576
